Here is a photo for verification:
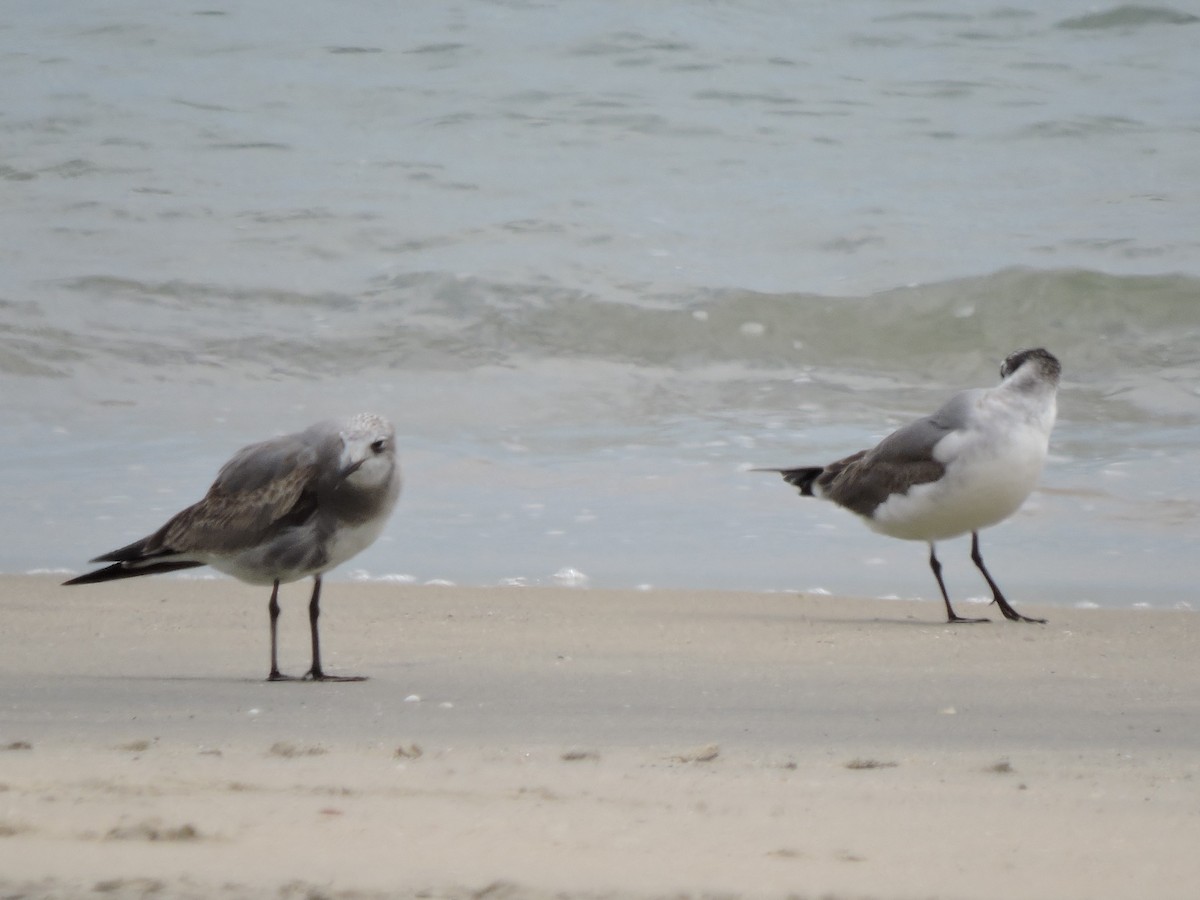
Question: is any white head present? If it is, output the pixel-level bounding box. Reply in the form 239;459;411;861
337;413;397;487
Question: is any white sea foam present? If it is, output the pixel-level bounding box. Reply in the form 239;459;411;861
553;568;590;588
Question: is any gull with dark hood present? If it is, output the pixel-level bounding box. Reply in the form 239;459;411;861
759;349;1061;624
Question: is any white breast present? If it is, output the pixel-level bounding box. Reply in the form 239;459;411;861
869;391;1053;542
321;514;391;573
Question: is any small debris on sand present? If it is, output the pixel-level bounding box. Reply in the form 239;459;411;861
104;820;201;842
268;742;328;758
670;743;720;763
560;749;599;762
844;758;898;770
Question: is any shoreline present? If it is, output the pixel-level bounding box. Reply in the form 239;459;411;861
2;575;1199;899
24;566;1197;616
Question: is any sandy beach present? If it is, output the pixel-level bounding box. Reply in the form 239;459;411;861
1;574;1197;899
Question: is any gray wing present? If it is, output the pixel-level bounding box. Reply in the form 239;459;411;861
867;389;979;464
209;425;331;494
816;390;980;517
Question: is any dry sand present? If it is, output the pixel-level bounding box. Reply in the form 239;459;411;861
0;574;1198;899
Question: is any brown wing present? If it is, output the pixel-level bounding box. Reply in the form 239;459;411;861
83;459;321;566
818;450;944;519
155;462;320;556
66;431;331;585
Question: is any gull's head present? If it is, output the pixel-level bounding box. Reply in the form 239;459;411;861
337;413;397;486
1000;348;1061;392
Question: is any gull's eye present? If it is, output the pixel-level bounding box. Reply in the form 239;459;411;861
370;439;387;454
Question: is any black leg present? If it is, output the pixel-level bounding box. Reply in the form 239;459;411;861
970;532;1046;624
266;580;297;681
929;542;989;624
306;575;324;679
304;575;366;682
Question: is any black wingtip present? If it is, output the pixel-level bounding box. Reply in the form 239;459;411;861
63;567;114;586
63;560;205;586
85;536;156;565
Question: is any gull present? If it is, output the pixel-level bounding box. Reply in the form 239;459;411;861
759;348;1060;624
64;413;401;680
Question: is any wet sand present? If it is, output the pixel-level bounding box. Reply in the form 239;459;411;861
1;574;1198;899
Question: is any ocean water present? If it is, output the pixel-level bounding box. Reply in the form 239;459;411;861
2;1;1198;610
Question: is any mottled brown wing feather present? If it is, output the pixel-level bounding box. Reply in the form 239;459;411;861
819;450;944;518
155;463;320;556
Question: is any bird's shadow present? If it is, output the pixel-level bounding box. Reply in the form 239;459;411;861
717;608;990;628
82;674;373;685
800;615;988;628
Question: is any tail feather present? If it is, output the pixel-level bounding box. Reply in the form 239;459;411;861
754;466;825;497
